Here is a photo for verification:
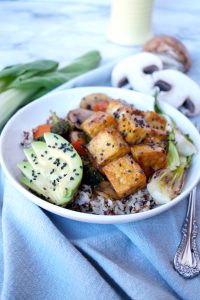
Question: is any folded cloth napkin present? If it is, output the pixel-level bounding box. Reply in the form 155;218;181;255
1;63;200;300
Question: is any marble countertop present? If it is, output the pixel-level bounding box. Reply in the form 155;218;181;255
1;0;200;82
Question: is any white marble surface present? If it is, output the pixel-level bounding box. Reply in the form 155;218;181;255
1;0;200;83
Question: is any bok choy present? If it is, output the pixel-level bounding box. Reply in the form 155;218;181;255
0;51;101;131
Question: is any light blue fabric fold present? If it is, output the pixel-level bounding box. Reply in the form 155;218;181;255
1;63;200;300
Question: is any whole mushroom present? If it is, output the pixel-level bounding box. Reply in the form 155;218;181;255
143;35;192;73
152;69;200;116
111;52;163;94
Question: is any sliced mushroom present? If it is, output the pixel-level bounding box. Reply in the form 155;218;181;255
152;69;200;116
80;93;112;110
67;109;94;129
111;52;163;93
143;35;192;73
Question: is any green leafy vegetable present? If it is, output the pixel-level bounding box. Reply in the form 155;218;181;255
167;131;180;170
174;128;197;156
147;163;186;205
82;158;105;187
0;60;58;79
50;111;72;138
154;91;163;115
0;51;101;131
153;93;175;131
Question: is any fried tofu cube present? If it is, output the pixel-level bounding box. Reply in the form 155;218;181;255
103;154;146;198
106;100;142;118
144;111;167;130
143;128;168;149
81;111;117;138
116;108;150;145
131;144;167;177
87;128;130;168
106;100;125;116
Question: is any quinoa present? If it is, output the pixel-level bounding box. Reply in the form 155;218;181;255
70;185;155;215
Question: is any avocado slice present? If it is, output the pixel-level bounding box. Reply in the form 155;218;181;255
18;133;83;206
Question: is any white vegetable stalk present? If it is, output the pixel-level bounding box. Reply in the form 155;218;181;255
0;88;36;130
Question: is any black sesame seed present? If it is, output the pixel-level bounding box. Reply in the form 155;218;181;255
52;180;56;187
50;169;55;175
61;163;67;170
70;177;74;181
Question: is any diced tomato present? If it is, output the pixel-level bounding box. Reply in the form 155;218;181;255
70;131;87;156
71;137;87;156
33;124;52;139
92;101;108;112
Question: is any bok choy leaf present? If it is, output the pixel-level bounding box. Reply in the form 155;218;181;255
0;50;101;131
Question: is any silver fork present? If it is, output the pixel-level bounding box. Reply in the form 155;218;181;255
174;123;200;278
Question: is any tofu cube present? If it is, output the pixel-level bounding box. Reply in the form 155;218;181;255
106;100;142;118
144;111;167;130
131;144;167;177
106;100;125;116
143;128;168;149
87;128;130;168
116;108;150;145
103;154;146;198
81;111;117;138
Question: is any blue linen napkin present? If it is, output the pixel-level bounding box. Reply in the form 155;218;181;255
1;63;200;300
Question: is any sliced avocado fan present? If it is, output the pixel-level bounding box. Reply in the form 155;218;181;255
17;133;83;206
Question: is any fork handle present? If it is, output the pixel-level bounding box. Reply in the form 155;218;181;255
174;187;200;278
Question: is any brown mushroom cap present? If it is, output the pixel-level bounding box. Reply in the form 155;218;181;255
80;93;111;110
143;35;192;72
67;108;94;129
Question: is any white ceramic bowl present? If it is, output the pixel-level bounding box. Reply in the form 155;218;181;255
1;87;200;224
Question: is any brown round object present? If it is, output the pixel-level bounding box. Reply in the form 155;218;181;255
67;108;94;129
143;35;192;72
80;93;111;110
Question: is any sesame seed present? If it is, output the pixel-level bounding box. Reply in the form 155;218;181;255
50;169;55;174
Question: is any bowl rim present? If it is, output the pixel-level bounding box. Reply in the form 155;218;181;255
1;86;200;224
